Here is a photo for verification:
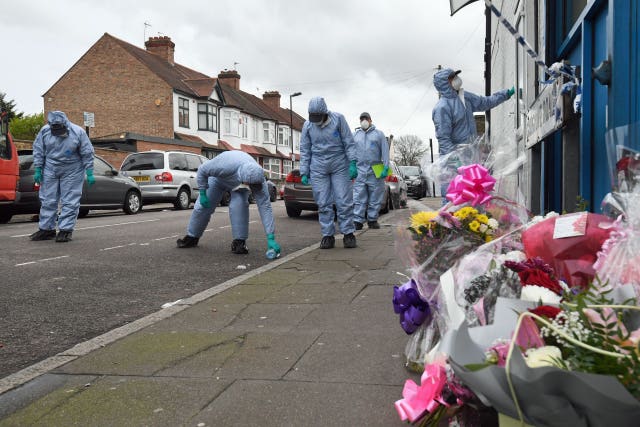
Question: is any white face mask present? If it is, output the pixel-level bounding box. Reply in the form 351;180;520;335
360;120;370;130
451;75;463;91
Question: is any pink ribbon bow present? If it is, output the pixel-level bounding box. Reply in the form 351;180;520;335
394;363;447;423
445;164;496;206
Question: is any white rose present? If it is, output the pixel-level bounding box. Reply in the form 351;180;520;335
520;285;562;304
479;224;488;233
525;346;562;368
488;218;499;229
497;250;526;265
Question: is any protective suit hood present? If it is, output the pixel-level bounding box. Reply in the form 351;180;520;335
308;97;329;114
47;111;70;127
237;162;265;184
433;68;459;99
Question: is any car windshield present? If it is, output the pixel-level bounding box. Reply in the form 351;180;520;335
18;154;34;171
401;166;420;176
121;153;164;171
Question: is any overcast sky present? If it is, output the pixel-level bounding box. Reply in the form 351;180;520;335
2;0;487;145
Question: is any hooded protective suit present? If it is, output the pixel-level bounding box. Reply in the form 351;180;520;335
32;111;94;232
432;68;510;156
186;150;275;241
300;97;357;237
352;124;389;224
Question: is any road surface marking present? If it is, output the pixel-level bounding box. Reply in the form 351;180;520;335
11;219;160;238
219;220;257;229
152;235;179;241
15;255;70;267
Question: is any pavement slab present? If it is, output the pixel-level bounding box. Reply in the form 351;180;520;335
190;379;407;427
295;302;401;335
144;302;246;332
284;332;410;385
261;283;365;304
0;376;230;427
221;303;319;333
53;331;239;376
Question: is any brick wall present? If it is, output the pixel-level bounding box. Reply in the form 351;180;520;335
43;34;174;139
136;141;201;155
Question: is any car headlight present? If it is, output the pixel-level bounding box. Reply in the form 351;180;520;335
413;179;421;185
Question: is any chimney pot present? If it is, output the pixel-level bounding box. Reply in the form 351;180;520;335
217;70;241;90
145;36;175;65
262;91;281;110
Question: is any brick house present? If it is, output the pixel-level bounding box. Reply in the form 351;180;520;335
43;33;305;178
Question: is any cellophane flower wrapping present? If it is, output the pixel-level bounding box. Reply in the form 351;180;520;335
595;123;640;296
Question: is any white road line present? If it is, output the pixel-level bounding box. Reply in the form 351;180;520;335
15;255;70;267
219;220;257;229
152;235;179;241
10;219;160;238
101;245;127;251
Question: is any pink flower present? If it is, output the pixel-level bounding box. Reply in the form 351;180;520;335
515;315;545;350
395;362;447;423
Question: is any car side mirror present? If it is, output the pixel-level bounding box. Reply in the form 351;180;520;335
110;169;119;176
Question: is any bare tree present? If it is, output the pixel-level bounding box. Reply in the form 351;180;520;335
392;134;427;166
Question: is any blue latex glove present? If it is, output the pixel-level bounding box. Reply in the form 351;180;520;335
379;165;389;178
507;87;515;98
301;175;309;185
349;160;358;179
267;233;281;254
199;189;211;208
34;167;42;184
86;169;95;186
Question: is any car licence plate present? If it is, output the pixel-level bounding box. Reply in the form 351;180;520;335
132;176;150;183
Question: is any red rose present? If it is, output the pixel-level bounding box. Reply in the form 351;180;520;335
529;305;562;319
518;268;563;295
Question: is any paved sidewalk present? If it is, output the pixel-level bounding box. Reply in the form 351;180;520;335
0;199;439;427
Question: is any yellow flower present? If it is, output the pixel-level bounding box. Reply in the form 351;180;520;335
454;207;476;220
475;214;489;224
468;220;481;232
485;235;493;243
410;211;438;231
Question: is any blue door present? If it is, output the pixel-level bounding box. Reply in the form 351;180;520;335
587;6;609;211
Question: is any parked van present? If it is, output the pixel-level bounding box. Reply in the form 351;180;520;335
0;111;19;205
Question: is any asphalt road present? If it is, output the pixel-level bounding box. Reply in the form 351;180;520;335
0;200;323;379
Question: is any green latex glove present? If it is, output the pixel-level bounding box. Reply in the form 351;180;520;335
349;160;358;179
301;175;309;185
199;189;211;208
507;87;515;98
34;167;42;184
267;233;281;254
380;165;390;178
86;169;95;186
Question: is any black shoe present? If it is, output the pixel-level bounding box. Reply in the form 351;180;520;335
367;221;380;229
343;233;357;248
55;230;73;242
319;235;335;249
354;221;363;230
30;229;56;241
231;239;249;254
177;235;199;248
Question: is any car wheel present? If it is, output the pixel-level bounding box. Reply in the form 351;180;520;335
174;187;190;210
379;190;390;214
77;208;90;218
286;205;302;217
0;211;13;224
124;190;142;215
220;191;231;206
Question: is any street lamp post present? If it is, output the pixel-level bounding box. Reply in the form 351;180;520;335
289;92;302;173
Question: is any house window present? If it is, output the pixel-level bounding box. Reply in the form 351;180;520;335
283;159;292;176
240;115;249;139
223;110;240;136
294;131;300;150
198;103;216;131
264;157;281;179
252;120;258;142
263;122;274;144
178;98;189;128
277;126;290;147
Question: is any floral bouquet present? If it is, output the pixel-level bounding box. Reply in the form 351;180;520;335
445;281;640;427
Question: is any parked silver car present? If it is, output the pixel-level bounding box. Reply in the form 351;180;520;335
120;150;208;209
283;161;407;217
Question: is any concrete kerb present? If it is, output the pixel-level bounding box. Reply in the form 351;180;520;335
0;238;322;396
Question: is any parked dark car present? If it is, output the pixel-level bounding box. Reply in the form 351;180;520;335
283;163;407;218
398;165;430;198
0;150;142;223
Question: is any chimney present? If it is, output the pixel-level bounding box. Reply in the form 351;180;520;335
145;36;175;65
217;70;241;90
262;91;281;111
